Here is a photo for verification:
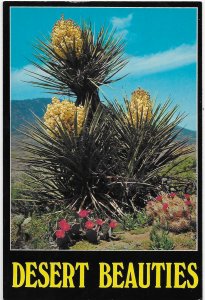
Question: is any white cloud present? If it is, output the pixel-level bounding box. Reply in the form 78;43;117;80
11;64;33;86
117;29;129;38
11;43;196;99
111;14;133;30
11;64;46;84
11;64;47;99
123;43;196;77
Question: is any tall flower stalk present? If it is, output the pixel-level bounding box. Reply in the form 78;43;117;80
27;16;127;111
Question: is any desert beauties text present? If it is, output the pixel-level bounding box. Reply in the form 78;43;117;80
12;261;198;289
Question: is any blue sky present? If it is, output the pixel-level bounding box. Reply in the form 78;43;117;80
10;7;197;130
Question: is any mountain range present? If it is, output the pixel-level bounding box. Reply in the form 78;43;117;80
11;98;196;144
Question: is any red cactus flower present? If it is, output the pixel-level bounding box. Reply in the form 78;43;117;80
162;203;169;212
55;229;65;239
109;220;118;229
58;219;71;232
185;200;192;206
96;219;104;226
78;210;90;218
155;195;163;202
184;194;191;200
85;220;95;230
169;192;176;198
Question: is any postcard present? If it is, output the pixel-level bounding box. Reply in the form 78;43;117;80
4;1;202;299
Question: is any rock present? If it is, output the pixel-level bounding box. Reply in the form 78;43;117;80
21;217;32;238
22;217;32;227
11;214;25;248
12;214;25;225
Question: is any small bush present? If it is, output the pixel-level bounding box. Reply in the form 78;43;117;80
135;209;152;227
122;213;139;231
150;224;174;250
122;210;151;231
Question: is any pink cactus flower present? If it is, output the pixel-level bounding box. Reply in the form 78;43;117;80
85;220;95;229
184;194;191;200
109;220;118;229
162;203;169;212
78;210;90;218
58;219;71;232
155;195;163;201
185;200;192;206
169;192;176;199
96;219;104;226
55;229;65;239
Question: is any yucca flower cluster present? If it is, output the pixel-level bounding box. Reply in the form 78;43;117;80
146;193;196;233
44;97;85;136
51;16;83;59
127;88;153;125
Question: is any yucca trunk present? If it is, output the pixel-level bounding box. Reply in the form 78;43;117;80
76;89;100;111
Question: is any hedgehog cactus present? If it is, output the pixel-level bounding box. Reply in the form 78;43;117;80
54;214;118;249
146;194;196;233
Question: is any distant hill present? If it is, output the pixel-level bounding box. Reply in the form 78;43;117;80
176;127;196;145
11;98;51;133
11;98;196;144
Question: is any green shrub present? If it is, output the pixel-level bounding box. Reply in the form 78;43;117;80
150;224;174;250
122;209;151;230
122;213;139;230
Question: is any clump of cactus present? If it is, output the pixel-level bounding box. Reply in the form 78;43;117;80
146;193;196;233
54;209;118;249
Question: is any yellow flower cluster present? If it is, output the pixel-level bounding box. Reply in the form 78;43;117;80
51;16;83;59
44;97;85;136
127;88;152;125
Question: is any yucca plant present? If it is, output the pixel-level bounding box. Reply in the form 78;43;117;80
19;102;126;219
106;91;193;207
27;16;127;111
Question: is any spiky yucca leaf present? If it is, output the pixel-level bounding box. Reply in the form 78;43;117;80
27;21;127;110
